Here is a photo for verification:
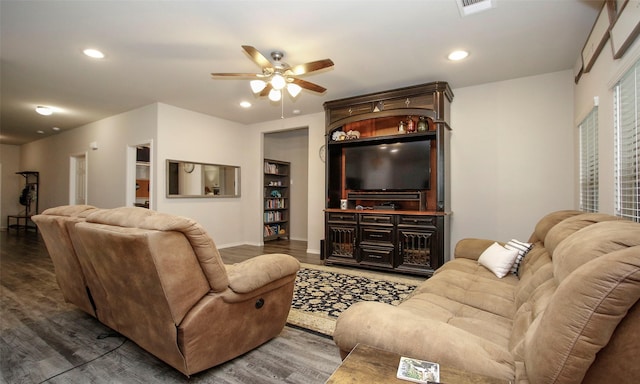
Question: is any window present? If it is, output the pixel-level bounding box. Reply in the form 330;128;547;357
579;108;598;212
614;60;640;222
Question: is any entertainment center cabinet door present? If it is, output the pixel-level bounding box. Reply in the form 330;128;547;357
325;212;358;263
396;215;441;275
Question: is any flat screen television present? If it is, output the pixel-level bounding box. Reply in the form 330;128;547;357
344;140;431;191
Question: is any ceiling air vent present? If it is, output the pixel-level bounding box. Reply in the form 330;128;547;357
456;0;496;17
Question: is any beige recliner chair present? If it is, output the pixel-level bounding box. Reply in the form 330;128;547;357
31;205;100;317
35;206;300;376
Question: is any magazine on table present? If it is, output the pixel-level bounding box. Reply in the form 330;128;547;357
396;356;440;383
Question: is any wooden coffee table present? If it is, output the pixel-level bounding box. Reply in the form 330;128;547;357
326;344;510;384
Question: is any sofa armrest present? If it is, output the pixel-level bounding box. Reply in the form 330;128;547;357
454;238;498;261
226;253;300;294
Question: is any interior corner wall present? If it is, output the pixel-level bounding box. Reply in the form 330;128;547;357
574;35;640;215
450;70;575;249
155;103;250;248
1;144;23;229
18;104;158;211
249;112;325;254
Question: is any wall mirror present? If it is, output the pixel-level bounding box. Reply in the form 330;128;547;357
166;160;240;198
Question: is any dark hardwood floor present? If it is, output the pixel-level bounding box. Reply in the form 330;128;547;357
0;231;340;384
217;239;323;266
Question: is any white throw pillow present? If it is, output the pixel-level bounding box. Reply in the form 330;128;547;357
478;242;519;278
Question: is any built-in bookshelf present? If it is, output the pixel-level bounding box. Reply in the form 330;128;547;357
263;159;290;241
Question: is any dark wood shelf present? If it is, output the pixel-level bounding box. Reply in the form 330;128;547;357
264;159;290;242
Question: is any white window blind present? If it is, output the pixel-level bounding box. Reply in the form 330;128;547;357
614;59;640;223
579;108;598;212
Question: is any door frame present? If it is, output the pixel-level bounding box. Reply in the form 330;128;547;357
126;140;153;209
69;151;88;205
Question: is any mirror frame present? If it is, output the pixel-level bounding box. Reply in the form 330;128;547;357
166;159;241;198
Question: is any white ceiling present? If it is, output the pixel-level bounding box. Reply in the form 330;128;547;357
0;0;603;145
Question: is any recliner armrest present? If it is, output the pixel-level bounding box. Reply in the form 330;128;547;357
226;253;300;294
454;238;499;260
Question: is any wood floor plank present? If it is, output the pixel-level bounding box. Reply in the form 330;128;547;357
0;232;340;383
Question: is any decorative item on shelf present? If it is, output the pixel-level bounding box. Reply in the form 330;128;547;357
398;120;406;133
417;116;428;132
346;130;360;139
406;116;416;133
332;130;347;141
270;190;282;198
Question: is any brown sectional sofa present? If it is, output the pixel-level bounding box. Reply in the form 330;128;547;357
333;210;640;383
32;206;300;376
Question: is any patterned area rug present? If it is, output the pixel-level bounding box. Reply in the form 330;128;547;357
287;263;423;336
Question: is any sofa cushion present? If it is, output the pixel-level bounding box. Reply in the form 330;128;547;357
524;222;640;383
527;210;583;244
333;301;516;380
478;242;519;278
401;292;514;347
553;220;640;283
86;207;229;292
413;259;519;319
544;213;623;257
42;204;98;218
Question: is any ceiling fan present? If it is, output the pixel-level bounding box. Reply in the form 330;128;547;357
211;45;334;102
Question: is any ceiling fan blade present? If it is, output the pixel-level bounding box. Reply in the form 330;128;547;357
210;73;262;78
242;45;272;70
259;83;273;97
291;78;327;93
290;59;334;76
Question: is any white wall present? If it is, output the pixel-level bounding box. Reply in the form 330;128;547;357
10;73;581;257
574;34;640;215
264;128;309;242
1;144;23;229
450;70;576;248
249;112;326;254
155;103;250;248
19;104;157;210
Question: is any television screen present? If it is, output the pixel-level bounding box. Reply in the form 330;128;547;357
344;140;431;191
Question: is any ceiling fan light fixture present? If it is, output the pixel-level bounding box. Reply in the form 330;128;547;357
271;74;286;90
287;83;302;98
250;80;267;93
268;89;282;102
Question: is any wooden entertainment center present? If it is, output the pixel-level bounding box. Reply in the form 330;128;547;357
323;82;453;276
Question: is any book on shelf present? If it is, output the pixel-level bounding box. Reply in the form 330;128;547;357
264;162;279;174
264;211;283;223
263;224;284;237
396;356;440;384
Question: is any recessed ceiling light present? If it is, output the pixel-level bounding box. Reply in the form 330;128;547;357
37;130;45;134
83;48;105;59
448;50;469;61
292;109;301;115
52;127;61;131
35;106;53;116
240;101;252;108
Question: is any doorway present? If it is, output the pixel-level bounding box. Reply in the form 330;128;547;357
69;152;88;205
127;141;152;209
264;128;309;242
